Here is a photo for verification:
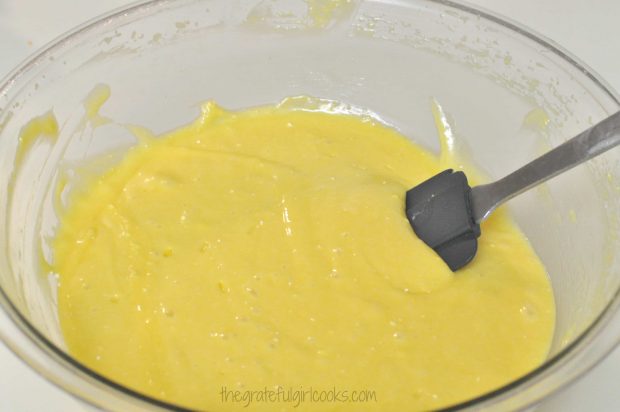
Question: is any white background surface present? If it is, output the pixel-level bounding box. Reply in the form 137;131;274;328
1;0;619;411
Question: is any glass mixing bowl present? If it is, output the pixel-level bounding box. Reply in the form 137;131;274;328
1;0;620;410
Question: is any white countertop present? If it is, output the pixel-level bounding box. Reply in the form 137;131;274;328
1;0;619;410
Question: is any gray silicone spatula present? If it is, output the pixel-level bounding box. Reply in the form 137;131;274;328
405;111;620;271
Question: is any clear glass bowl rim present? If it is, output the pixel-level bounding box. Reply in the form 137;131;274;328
1;0;619;410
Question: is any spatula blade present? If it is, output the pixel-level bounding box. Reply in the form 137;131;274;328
405;169;480;271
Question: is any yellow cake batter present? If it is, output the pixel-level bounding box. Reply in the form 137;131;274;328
52;99;555;411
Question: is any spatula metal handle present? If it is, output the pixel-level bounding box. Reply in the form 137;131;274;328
471;111;620;223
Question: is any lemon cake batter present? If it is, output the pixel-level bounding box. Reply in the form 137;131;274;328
52;100;555;411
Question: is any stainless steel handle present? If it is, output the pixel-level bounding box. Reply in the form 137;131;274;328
471;111;620;223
